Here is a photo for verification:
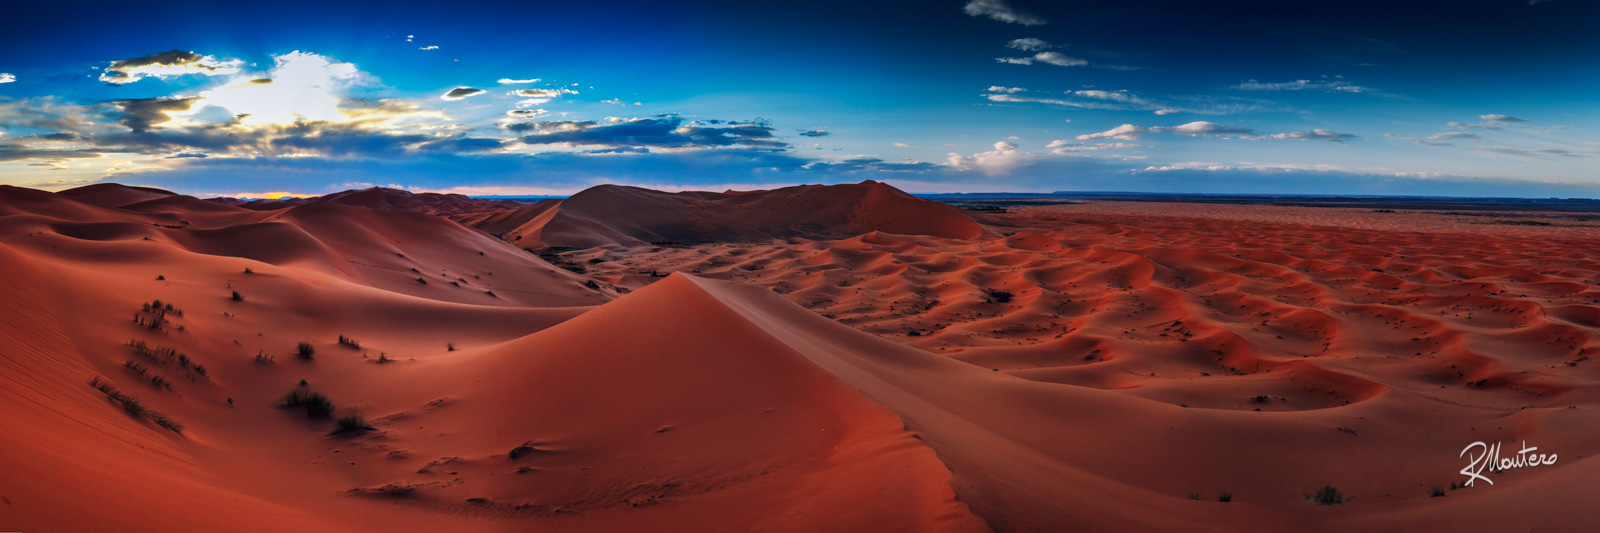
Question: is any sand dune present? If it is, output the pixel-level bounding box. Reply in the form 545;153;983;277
6;186;1600;531
492;181;984;249
254;181;988;250
214;187;527;221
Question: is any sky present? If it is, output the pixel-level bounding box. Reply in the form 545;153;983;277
0;0;1596;198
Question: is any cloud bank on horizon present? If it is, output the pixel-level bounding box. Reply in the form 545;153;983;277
0;0;1595;198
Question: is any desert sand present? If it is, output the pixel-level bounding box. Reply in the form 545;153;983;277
3;182;1599;532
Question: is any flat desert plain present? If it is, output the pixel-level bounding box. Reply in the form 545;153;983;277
3;182;1599;532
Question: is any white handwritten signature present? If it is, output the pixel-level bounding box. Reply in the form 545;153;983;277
1459;441;1557;487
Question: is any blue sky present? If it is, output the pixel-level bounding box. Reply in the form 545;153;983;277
0;0;1596;198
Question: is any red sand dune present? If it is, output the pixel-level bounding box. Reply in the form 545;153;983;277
456;180;985;249
214;186;526;220
6;186;1600;532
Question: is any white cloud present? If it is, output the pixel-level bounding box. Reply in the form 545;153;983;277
498;78;540;84
177;51;372;126
947;142;1041;176
418;45;440;51
1479;114;1525;123
99;50;243;85
1033;52;1087;67
0;73;14;83
996;51;1085;67
1430;132;1479;140
1154;109;1179;115
1231;77;1381;95
1006;38;1052;51
963;0;1047;25
987;85;1027;93
510;88;578;98
1078;121;1355;143
1046;140;1138;153
894;142;910;147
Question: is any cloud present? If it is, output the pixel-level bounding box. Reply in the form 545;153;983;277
998;51;1086;67
963;0;1047;25
1430;132;1479;140
946;140;1041;176
511;88;578;98
498;78;540;84
1006;38;1052;51
1447;121;1503;131
110;97;203;133
1474;147;1579;157
1480;114;1525;123
1231;77;1380;94
418;45;440;51
505;109;548;119
798;129;830;137
984;89;1265;115
1045;140;1138;153
0;73;14;84
1254;129;1358;143
1076;121;1351;143
440;87;487;100
894;142;910;147
99;50;242;85
517;116;787;151
987;86;1026;93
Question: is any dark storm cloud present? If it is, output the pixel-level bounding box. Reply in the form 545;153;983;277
441;87;487;100
111;96;202;133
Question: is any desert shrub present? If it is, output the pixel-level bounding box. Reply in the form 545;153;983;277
149;375;172;390
329;414;376;435
584;280;600;289
1430;486;1445;497
1219;492;1232;502
124;360;148;375
87;376;182;433
447;342;457;351
339;335;360;348
1311;485;1344;505
156;275;165;280
244;267;253;274
282;388;335;417
255;352;275;363
232;291;243;301
296;342;315;359
986;289;1014;303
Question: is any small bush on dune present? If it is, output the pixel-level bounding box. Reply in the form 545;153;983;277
232;291;243;301
1430;486;1445;497
329;414;376;435
339;335;360;348
1311;485;1344;505
255;351;275;363
281;388;335;418
985;289;1014;303
296;342;315;359
1218;492;1232;503
88;376;182;433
